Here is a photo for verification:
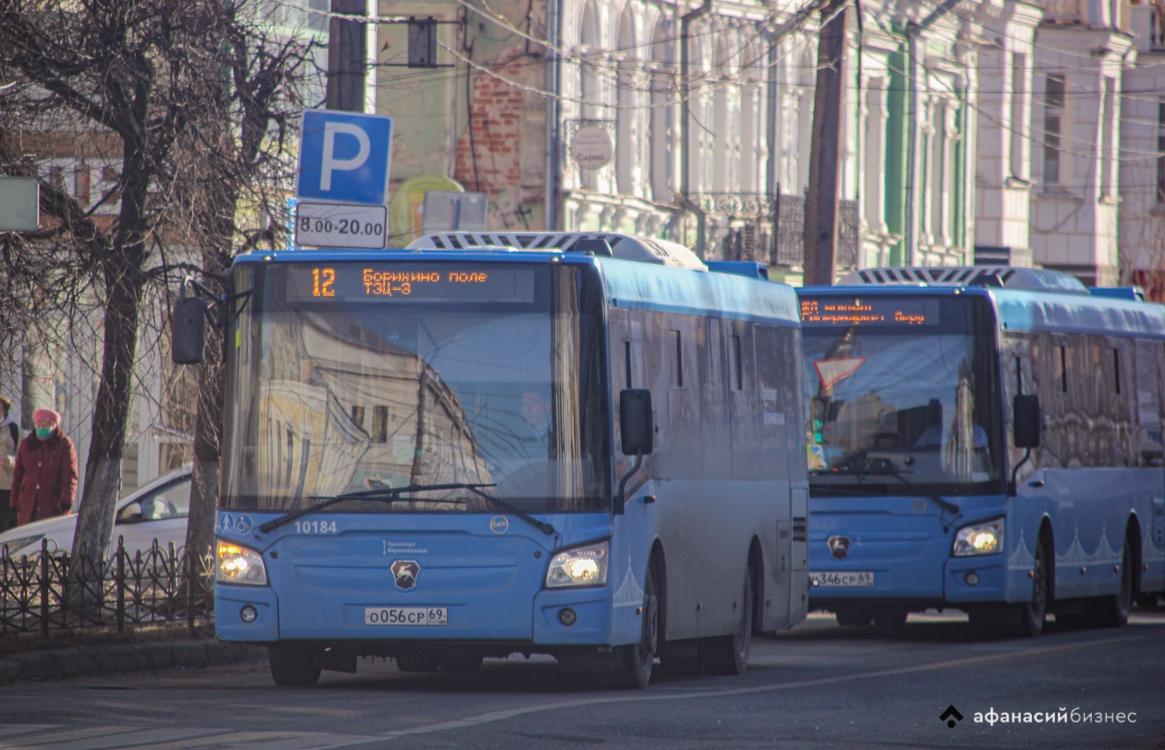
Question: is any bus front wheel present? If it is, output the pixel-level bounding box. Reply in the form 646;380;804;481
268;644;322;687
618;559;661;689
1017;537;1050;638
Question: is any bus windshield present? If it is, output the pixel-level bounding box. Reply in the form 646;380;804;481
800;294;1003;495
221;261;611;514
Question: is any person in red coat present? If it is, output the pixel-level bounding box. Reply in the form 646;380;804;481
10;407;79;527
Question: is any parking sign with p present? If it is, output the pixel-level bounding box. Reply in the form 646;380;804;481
297;110;393;205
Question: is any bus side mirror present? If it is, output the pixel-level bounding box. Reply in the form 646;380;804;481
620;389;654;456
1013;394;1040;449
172;297;207;364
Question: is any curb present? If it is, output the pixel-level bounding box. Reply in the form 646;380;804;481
0;639;265;684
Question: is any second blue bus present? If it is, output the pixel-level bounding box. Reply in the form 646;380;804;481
799;266;1165;636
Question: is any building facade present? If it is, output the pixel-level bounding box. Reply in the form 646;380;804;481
1029;0;1134;287
1119;0;1165;298
375;0;989;281
973;1;1043;268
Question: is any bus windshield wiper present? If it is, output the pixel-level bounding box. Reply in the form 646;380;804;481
459;484;557;537
812;460;960;516
257;482;556;537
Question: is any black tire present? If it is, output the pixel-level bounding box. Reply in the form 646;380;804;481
871;608;908;635
440;655;484;673
658;646;703;676
617;559;660;689
835;608;873;627
1017;536;1050;638
1135;593;1160;609
1095;542;1134;628
702;567;754;676
968;605;1012;633
396;653;441;672
268;644;321;687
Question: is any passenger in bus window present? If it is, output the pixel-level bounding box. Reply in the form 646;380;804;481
519;388;550;451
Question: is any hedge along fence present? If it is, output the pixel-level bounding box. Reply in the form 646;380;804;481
0;538;214;639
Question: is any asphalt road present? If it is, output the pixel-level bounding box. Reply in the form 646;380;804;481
1;609;1162;749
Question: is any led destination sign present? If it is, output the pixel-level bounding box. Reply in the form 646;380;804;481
800;297;941;327
286;265;537;304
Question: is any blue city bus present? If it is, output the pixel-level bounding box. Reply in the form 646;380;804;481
798;266;1165;636
176;231;808;687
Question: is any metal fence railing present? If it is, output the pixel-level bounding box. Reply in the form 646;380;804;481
0;539;214;640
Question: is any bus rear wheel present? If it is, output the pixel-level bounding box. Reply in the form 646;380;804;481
702;567;754;676
268;644;322;687
1095;542;1134;628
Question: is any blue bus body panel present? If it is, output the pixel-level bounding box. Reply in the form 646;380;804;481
800;284;1165;611
599;256;799;325
808;495;1015;604
216;511;620;645
1015;468;1165;601
236;248;800;326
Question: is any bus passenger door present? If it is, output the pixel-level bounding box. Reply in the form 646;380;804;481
787;485;809;627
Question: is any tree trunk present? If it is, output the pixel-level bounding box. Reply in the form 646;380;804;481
184;248;228;578
68;134;149;602
67;250;143;608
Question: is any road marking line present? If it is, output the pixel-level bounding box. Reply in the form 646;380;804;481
0;725;138;748
0;726;58;740
375;634;1141;741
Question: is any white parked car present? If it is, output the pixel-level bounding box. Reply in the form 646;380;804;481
0;465;192;559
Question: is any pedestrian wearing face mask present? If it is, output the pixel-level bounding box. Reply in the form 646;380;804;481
0;395;18;532
10;407;78;528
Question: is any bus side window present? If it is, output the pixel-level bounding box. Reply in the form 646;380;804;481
1134;340;1164;466
731;332;744;392
624;340;632;389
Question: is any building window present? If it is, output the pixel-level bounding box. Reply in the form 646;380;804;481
863;81;886;230
1009;53;1027;180
1157;101;1165;204
578;1;600;192
372;405;388;443
1100;76;1114;198
649;23;674;203
1042;74;1065;187
615;7;636;196
931;103;949;244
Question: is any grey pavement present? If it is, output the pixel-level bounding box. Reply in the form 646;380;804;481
0;637;264;685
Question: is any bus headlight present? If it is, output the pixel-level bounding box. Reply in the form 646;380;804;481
953;518;1004;557
546;541;609;588
216;540;268;586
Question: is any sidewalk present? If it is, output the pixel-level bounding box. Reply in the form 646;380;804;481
0;634;264;685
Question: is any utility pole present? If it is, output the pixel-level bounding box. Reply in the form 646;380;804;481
803;0;848;286
326;0;367;111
